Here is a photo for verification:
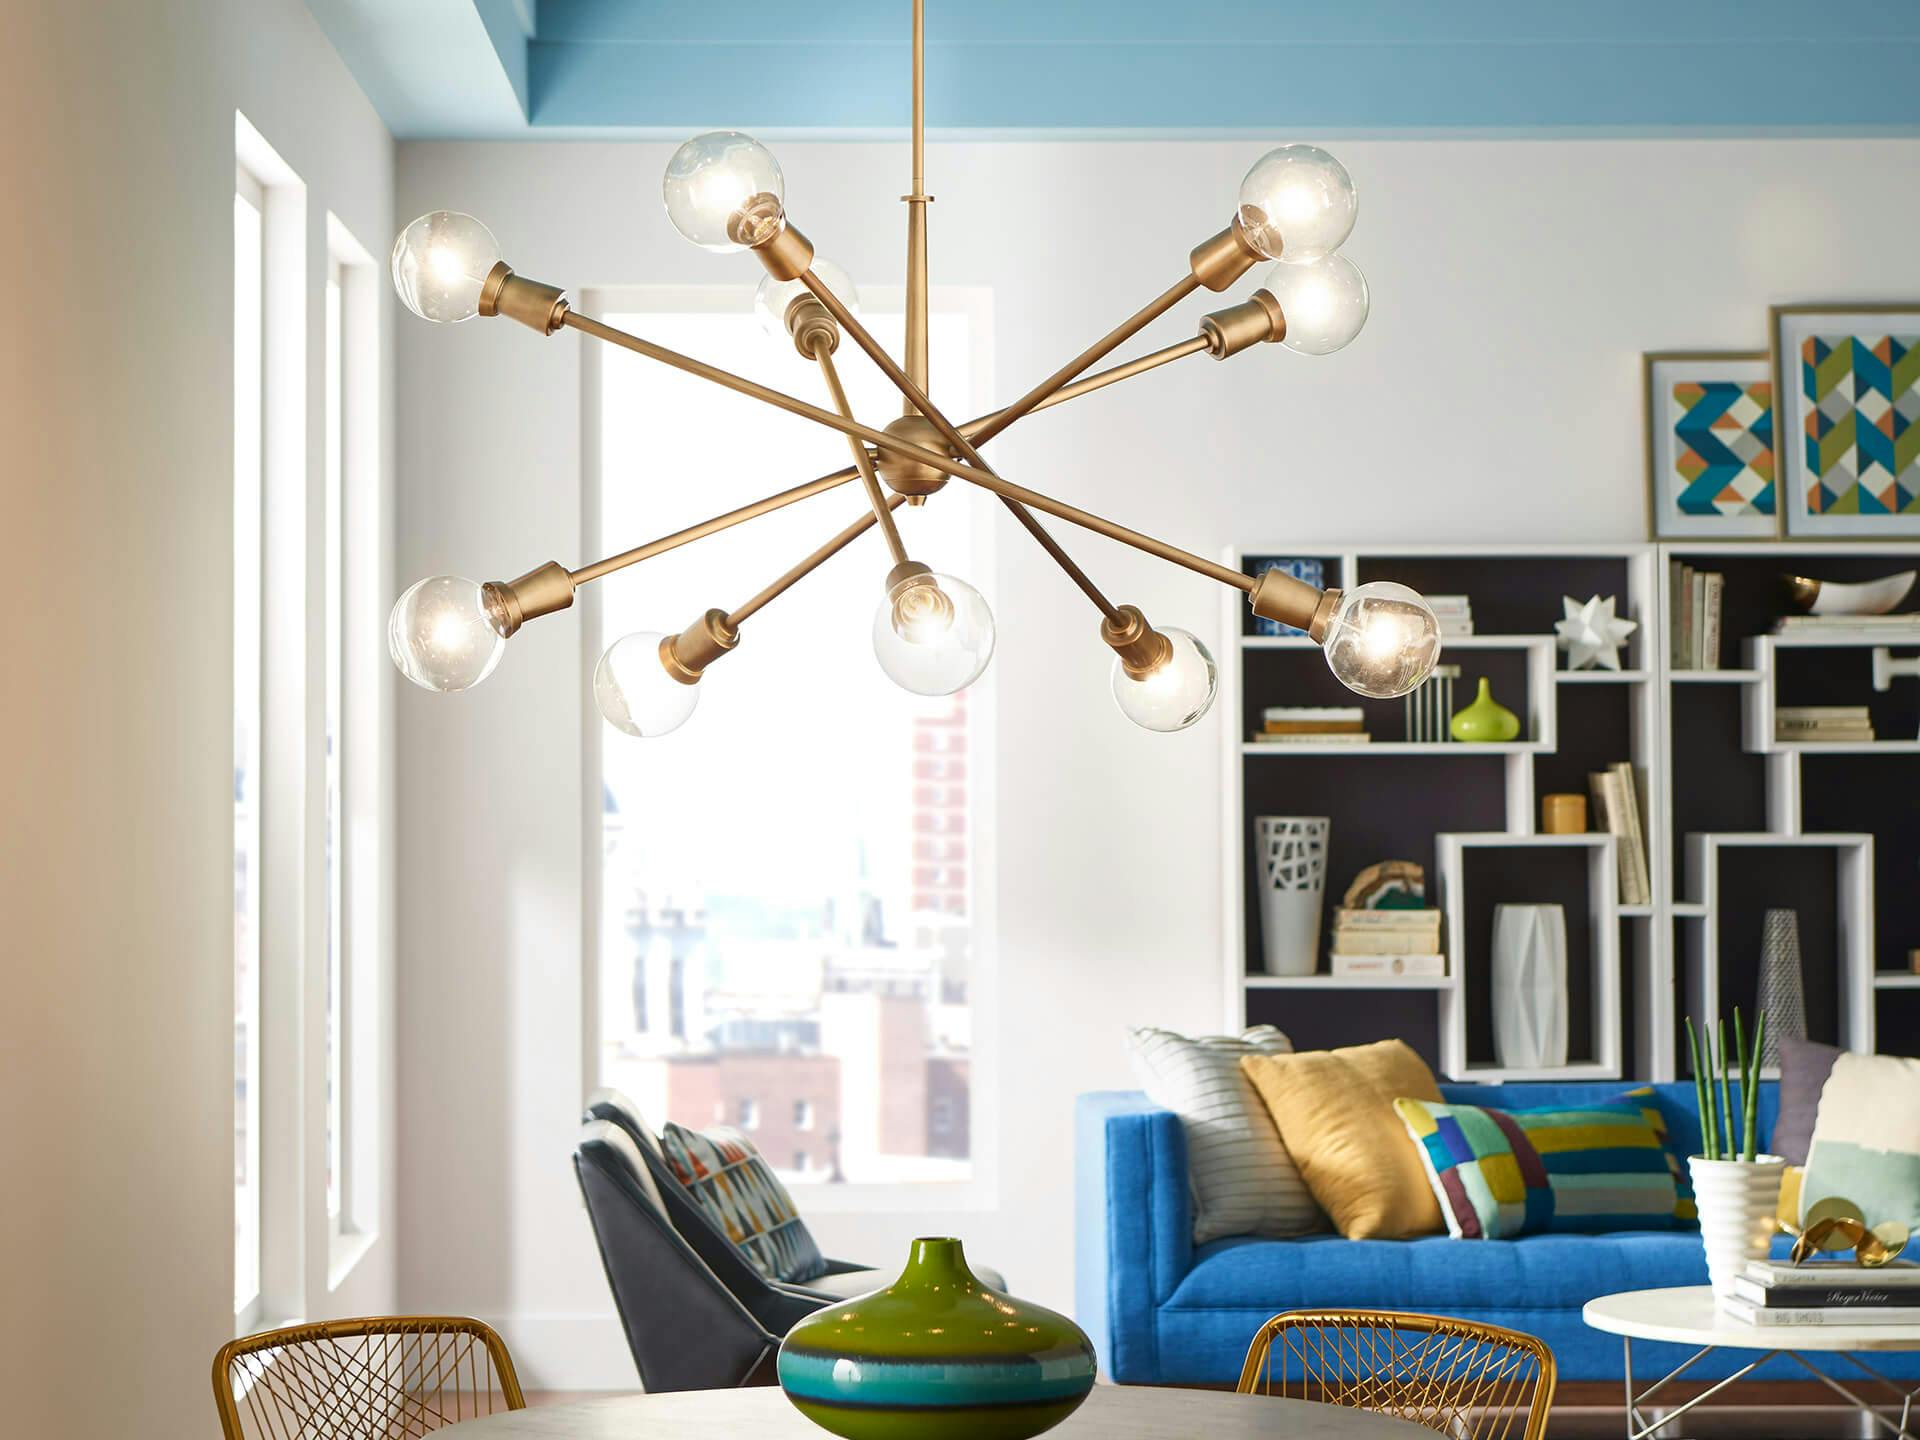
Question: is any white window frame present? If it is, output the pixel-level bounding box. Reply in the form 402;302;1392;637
579;283;1000;1214
323;213;382;1287
235;111;307;1336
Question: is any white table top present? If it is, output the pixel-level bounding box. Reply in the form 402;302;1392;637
456;1385;1435;1437
1584;1286;1920;1352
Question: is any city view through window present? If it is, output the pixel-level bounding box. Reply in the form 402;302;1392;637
596;302;981;1186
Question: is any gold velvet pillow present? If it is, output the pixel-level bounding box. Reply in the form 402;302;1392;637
1240;1039;1444;1239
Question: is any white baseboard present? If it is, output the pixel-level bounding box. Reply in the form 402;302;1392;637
480;1311;640;1393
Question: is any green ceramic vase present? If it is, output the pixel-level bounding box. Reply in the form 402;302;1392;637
777;1237;1097;1440
1450;676;1520;743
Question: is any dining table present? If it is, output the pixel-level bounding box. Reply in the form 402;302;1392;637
454;1383;1437;1436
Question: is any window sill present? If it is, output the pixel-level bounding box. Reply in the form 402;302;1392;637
328;1228;378;1293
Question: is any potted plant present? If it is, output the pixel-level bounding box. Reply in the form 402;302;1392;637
1686;1008;1784;1296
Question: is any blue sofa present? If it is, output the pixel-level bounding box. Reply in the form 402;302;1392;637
1077;1080;1920;1386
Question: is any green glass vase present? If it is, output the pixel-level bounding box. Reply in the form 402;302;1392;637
1450;676;1520;743
777;1236;1097;1440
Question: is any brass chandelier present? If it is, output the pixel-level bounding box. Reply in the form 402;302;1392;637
386;1;1443;735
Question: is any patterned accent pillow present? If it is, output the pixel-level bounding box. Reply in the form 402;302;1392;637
1803;1052;1920;1232
1127;1025;1321;1243
657;1123;828;1284
1393;1091;1686;1239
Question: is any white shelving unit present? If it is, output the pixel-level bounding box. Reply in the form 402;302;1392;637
1222;539;1920;1083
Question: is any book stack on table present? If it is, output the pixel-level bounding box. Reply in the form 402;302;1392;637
1329;908;1445;978
1721;1259;1920;1327
1775;706;1876;744
1251;706;1370;745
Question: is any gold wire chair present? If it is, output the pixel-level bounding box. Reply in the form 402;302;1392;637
212;1315;526;1440
1237;1309;1556;1440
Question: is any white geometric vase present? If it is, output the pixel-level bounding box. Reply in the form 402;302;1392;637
1689;1155;1786;1297
1490;904;1568;1069
1255;817;1329;977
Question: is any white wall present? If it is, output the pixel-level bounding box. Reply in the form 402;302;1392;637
395;136;1920;1388
0;3;397;1435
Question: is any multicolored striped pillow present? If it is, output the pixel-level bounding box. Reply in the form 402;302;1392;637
658;1123;828;1283
1393;1091;1688;1239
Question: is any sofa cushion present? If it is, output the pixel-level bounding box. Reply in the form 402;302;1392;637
1772;1037;1843;1166
658;1122;829;1284
1241;1039;1444;1239
1803;1052;1920;1231
1169;1230;1710;1314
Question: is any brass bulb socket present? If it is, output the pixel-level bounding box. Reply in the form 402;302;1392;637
874;413;953;498
1249;569;1337;643
786;295;840;357
727;193;788;250
479;560;575;638
1102;603;1176;681
662;608;740;685
1188;218;1266;293
885;559;935;593
1201;291;1287;359
478;262;570;335
752;222;815;282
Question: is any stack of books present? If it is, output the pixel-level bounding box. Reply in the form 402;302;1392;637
1773;614;1920;642
1722;1258;1920;1327
1251;706;1370;745
1329;908;1445;978
1775;706;1876;744
1428;595;1474;638
1588;761;1651;905
1670;562;1726;670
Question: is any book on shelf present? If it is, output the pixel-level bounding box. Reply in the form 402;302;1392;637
1331;927;1444;955
1263;706;1365;722
1743;1258;1920;1290
1588;763;1651;905
1774;614;1920;633
1425;595;1472;616
1332;906;1441;930
1250;732;1373;745
1669;564;1725;670
1670;560;1690;669
1330;952;1447;978
1775;706;1876;742
1438;618;1476;637
1719;1295;1920;1327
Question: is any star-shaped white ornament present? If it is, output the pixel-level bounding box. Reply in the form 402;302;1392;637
1555;594;1637;671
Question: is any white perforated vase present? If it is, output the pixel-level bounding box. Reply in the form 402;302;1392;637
1255;817;1329;977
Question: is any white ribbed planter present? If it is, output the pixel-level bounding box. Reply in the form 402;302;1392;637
1688;1154;1786;1296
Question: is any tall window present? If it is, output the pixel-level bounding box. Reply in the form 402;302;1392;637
323;259;345;1231
594;297;986;1188
232;166;265;1315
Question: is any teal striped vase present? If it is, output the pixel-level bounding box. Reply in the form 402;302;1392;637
777;1236;1097;1440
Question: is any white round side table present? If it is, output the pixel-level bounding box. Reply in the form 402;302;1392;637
1584;1285;1920;1440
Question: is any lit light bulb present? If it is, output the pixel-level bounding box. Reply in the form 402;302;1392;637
1258;255;1369;356
1321;581;1442;699
1236;144;1357;264
595;632;701;737
754;258;857;343
390;212;501;323
387;576;508;692
872;572;994;696
1112;628;1217;732
663;132;787;253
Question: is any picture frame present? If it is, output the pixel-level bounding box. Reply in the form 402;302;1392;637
1643;351;1777;540
1771;303;1920;538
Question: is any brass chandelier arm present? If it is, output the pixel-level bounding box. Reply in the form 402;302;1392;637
726;496;908;628
797;272;1125;624
965;274;1203;450
813;340;910;567
962;335;1212;437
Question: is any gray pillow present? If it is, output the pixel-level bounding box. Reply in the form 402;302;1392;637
1772;1036;1842;1165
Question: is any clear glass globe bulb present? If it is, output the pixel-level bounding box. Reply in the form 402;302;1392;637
871;573;995;696
390;211;501;323
754;258;857;344
595;632;701;737
663;131;786;253
387;575;507;692
1111;628;1218;732
1237;144;1357;264
1258;255;1369;356
1322;581;1443;699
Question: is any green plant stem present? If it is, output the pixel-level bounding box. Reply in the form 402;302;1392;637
1744;1010;1766;1161
1733;1007;1749;1162
1718;1018;1736;1164
1688;1017;1717;1161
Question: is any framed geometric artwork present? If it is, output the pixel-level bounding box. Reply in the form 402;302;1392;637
1772;304;1920;538
1643;352;1777;540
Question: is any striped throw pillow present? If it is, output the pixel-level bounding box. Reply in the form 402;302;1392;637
1128;1025;1320;1243
1393;1092;1685;1239
658;1123;828;1284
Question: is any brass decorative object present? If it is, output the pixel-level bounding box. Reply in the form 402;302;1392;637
1784;1197;1912;1268
212;1315;525;1439
1236;1309;1556;1440
386;2;1447;736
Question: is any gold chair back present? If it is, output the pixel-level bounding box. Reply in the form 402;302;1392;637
212;1315;525;1440
1237;1309;1555;1440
